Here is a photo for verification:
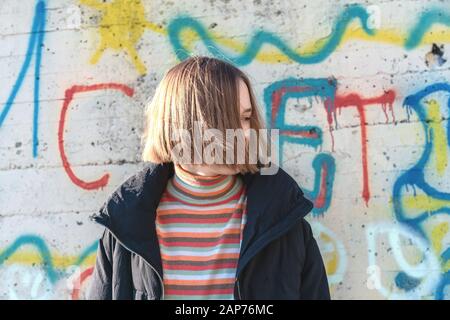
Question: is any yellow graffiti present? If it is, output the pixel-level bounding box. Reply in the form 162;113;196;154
318;233;339;276
180;26;450;64
403;97;450;211
80;0;165;75
79;0;450;74
2;251;95;269
403;194;450;213
337;26;450;51
80;1;450;73
425;99;448;175
400;195;450;272
431;222;449;272
431;222;448;254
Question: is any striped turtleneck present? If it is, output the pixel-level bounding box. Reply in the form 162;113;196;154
155;164;247;300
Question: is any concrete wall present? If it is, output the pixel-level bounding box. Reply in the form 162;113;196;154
0;0;449;299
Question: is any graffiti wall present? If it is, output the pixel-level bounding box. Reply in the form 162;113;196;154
0;0;449;299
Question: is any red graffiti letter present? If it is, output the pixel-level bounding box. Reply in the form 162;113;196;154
58;83;134;190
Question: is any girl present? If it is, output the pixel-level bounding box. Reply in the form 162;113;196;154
87;56;330;300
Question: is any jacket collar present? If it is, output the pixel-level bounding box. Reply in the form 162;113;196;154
90;161;314;277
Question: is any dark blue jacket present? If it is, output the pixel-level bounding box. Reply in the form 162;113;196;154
87;162;330;300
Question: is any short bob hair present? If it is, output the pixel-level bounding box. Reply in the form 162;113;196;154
140;55;268;174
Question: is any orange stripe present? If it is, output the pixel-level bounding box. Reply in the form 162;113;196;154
156;229;242;238
156;205;245;216
161;253;239;261
165;278;236;285
172;178;235;197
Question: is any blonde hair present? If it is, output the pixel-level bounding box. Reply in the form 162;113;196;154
140;55;267;174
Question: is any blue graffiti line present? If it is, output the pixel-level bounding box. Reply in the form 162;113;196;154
434;271;450;300
310;153;336;216
435;248;450;299
263;78;336;215
432;247;450;299
168;5;374;64
394;83;450;227
168;5;450;65
264;77;337;131
0;235;98;284
0;0;46;158
392;82;450;299
405;9;450;50
395;271;421;292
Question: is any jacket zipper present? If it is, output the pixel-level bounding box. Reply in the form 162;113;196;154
236;277;242;300
100;225;165;300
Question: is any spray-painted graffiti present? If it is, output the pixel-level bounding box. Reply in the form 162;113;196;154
366;223;442;299
334;90;396;206
0;235;97;300
58;83;134;190
79;0;164;75
78;3;450;73
391;83;450;299
311;221;347;286
167;5;450;64
263;76;449;298
264;78;336;215
264;77;397;211
0;0;46;158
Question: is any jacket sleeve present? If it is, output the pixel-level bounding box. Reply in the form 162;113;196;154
299;218;331;300
86;228;113;300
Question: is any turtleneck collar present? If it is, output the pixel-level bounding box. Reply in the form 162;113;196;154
167;164;242;202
